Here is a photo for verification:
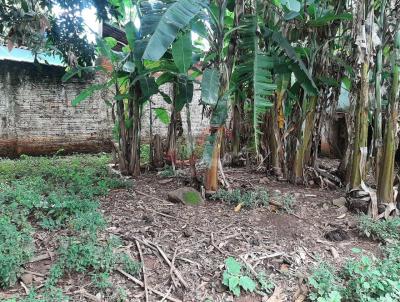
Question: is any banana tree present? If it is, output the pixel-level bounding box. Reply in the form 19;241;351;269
142;0;240;192
64;0;172;176
153;31;199;179
262;0;351;184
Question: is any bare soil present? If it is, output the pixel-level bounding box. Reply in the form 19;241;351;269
1;167;381;302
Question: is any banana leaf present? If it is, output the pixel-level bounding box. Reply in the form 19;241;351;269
142;0;208;61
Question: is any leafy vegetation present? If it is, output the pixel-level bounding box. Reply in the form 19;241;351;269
309;246;400;301
358;215;400;242
212;188;270;208
222;257;275;297
0;217;33;288
0;154;139;299
222;257;257;297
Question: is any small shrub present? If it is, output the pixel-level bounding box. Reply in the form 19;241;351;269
17;286;69;302
222;257;257;296
308;263;342;301
212;188;269;208
281;193;295;213
158;165;175;178
358;215;400;241
91;272;113;290
257;272;275;295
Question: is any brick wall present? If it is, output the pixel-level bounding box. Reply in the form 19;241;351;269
141;83;209;139
0;61;210;157
0;61;113;157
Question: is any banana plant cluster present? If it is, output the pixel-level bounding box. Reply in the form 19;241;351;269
62;0;399;217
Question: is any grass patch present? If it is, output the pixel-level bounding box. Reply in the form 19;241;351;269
0;154;139;299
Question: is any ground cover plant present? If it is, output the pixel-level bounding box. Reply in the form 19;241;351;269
309;245;400;302
0;154;139;300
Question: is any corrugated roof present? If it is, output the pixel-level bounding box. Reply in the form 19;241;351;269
0;46;65;66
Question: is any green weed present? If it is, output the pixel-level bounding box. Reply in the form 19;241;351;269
222;257;257;296
358;215;400;241
222;257;275;297
308;246;400;301
308;263;342;301
212;188;270;208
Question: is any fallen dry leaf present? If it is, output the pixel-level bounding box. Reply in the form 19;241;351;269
234;202;243;212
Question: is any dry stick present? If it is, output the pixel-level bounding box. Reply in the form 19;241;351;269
28;253;52;263
132;237;188;288
76;290;101;302
135;241;149;302
116;269;182;302
20;281;30;295
135;190;175;205
23;270;45;277
169;248;179;288
150;209;186;222
215;223;235;235
160;286;174;302
239;255;258;277
153;243;189;289
177;256;201;269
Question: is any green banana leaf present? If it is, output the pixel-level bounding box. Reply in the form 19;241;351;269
201;68;220;107
172;32;193;73
266;30;318;96
142;0;208;61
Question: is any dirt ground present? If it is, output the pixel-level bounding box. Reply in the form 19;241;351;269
1;167;381;302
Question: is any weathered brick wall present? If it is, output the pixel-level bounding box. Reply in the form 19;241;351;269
0;61;210;157
0;61;113;157
141;83;209;139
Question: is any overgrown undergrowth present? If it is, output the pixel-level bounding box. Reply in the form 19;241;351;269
0;154;139;301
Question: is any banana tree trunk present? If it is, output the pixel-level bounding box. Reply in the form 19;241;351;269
373;0;386;180
350;62;369;188
377;30;400;206
232;91;242;159
349;0;372;189
128;82;142;176
185;101;197;181
166;86;181;169
267;74;288;178
205;126;224;192
116;85;129;174
290;95;318;184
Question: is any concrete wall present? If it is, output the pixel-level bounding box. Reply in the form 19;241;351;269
0;61;113;157
0;61;209;157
